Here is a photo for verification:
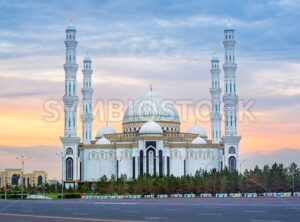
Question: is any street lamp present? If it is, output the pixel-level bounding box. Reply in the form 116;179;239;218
240;159;247;174
16;156;31;199
56;152;64;199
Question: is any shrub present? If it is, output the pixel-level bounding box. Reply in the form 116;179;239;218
58;193;81;199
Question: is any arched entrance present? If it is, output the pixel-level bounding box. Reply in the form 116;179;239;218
38;175;43;186
229;156;236;172
11;174;19;186
146;148;156;175
66;157;73;180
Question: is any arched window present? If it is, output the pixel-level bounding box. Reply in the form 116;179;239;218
66;157;73;180
229;156;236;172
159;150;163;177
38;176;43;186
207;151;211;158
199;151;203;158
139;150;144;176
11;174;18;186
146;148;156;175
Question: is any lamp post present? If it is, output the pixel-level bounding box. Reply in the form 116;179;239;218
16;156;31;199
4;178;7;200
290;167;295;196
56;152;64;199
240;159;247;174
292;173;295;195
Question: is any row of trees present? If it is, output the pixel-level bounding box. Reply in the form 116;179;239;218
76;163;300;195
3;163;298;196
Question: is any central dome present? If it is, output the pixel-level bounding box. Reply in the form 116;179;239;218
122;90;180;133
123;91;180;124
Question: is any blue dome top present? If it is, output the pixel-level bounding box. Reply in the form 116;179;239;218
84;55;92;62
211;56;219;61
66;22;76;31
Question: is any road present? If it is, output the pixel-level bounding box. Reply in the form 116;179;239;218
0;198;299;222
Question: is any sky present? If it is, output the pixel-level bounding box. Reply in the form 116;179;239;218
0;0;300;179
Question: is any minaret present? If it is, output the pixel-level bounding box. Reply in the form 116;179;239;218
81;54;93;144
210;56;222;144
60;22;80;187
222;20;241;172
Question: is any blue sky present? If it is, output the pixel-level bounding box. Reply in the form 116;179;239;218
1;0;300;59
0;0;300;178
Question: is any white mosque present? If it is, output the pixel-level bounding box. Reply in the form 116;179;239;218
60;22;241;187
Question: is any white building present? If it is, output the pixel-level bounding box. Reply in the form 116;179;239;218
60;22;241;188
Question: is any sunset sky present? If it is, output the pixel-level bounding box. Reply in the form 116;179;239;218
0;0;300;179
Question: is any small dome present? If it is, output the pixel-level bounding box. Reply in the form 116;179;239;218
95;137;111;145
211;56;219;61
225;19;234;30
84;55;91;62
191;136;207;144
96;125;116;139
66;22;76;31
187;125;207;138
139;121;163;134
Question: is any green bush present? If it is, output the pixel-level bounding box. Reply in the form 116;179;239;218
0;194;27;199
58;193;81;199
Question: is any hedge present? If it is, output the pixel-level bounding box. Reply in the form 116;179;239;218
58;193;81;199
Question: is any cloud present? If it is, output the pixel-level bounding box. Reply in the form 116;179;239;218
0;1;300;158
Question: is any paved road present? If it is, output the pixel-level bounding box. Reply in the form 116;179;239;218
0;198;299;222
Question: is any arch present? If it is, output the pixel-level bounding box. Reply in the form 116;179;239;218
37;175;43;186
159;150;163;177
66;157;73;180
229;156;236;172
11;174;18;186
198;150;203;158
207;151;211;158
139;150;143;176
91;151;96;159
146;147;156;175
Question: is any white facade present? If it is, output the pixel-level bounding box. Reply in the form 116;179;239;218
60;22;241;184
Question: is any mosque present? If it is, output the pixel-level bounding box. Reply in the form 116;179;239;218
60;22;241;188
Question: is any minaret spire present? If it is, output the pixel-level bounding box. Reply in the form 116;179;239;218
81;53;93;144
210;55;222;144
60;22;80;187
222;22;241;172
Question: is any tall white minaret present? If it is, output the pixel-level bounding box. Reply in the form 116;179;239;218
60;22;80;187
222;21;241;172
210;56;222;144
81;54;93;144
